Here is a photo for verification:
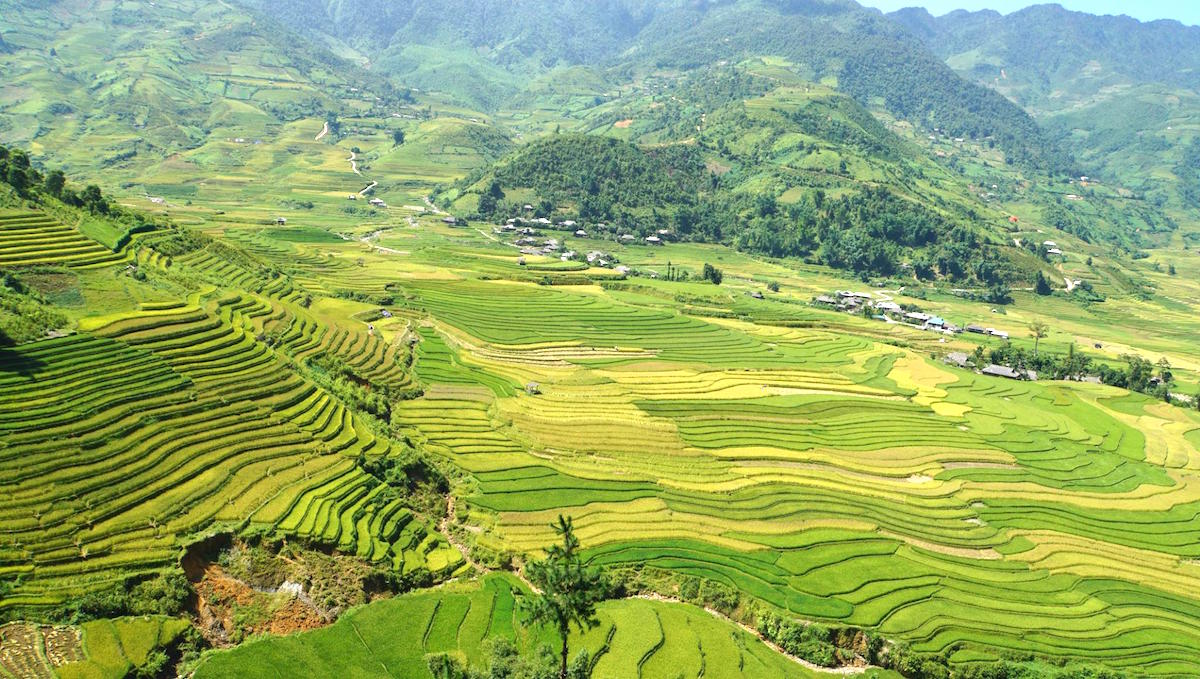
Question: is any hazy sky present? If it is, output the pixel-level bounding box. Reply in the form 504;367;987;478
857;1;1200;26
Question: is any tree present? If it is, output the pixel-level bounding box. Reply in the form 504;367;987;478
1157;357;1173;385
520;515;607;679
1034;271;1053;295
425;653;466;679
81;184;108;214
1028;321;1049;356
5;165;28;196
44;170;66;198
702;263;723;285
393;129;405;146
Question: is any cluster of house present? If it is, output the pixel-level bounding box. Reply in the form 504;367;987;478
943;352;1037;381
814;290;1012;340
499;216;670;247
1043;240;1063;256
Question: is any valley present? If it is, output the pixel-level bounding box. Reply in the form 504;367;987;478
2;1;1200;678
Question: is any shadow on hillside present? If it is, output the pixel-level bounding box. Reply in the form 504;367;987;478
0;346;45;377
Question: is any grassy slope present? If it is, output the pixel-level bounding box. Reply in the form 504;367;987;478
192;574;841;679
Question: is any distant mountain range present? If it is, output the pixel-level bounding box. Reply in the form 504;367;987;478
888;3;1200;213
240;0;1064;170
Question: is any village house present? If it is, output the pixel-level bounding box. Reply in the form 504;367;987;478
905;311;931;324
982;364;1023;380
347;194;358;200
873;301;902;314
645;235;663;245
619;234;636;242
965;324;986;334
838;291;874;302
442;216;458;225
945;352;970;368
275;217;287;225
369;198;386;207
574;229;588;238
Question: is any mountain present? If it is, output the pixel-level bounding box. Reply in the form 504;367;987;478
0;0;404;176
888;4;1200;213
241;0;1066;171
888;5;1200;109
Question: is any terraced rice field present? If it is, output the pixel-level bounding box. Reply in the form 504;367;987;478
0;292;460;613
5;190;1200;676
0;210;124;268
192;575;826;678
386;277;1200;674
0;615;187;679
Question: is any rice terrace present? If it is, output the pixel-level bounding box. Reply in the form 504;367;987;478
3;0;1200;677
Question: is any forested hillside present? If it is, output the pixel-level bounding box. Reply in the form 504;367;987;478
889;4;1200;215
889;5;1200;106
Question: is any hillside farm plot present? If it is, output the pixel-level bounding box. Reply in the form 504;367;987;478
385;276;1200;674
191;574;832;679
0;210;124;268
0;295;457;615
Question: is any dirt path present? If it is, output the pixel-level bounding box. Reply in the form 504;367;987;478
358;228;405;255
315;121;329;141
439;497;495;576
348;151;361;175
358;180;377;196
475;227;511;245
1064;276;1077;292
422;195;445;215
